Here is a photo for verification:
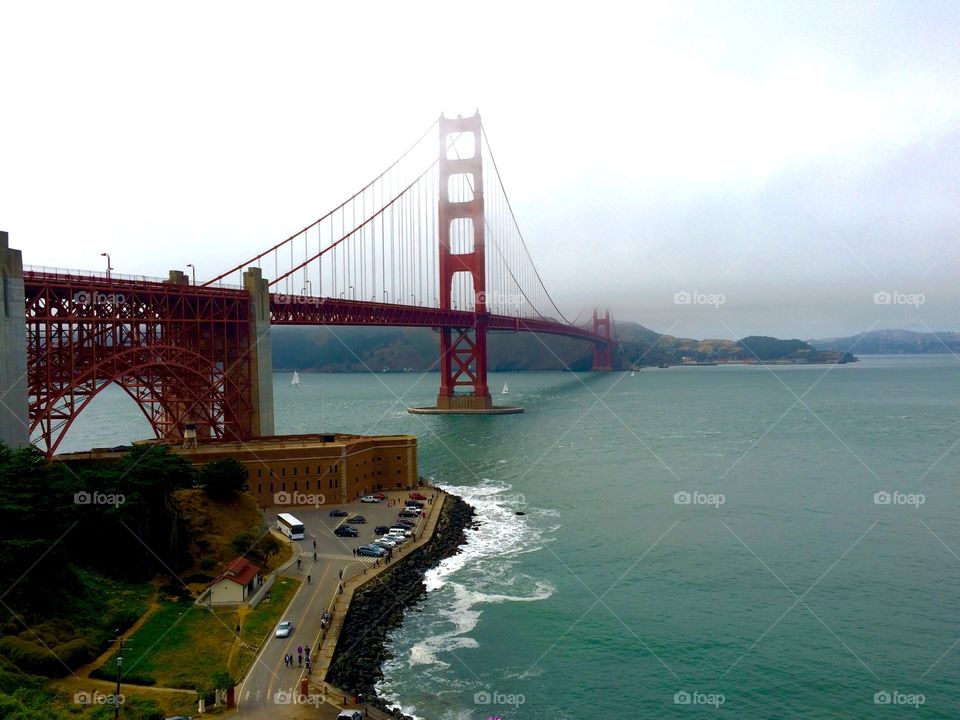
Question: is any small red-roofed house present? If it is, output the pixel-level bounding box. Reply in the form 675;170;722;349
208;557;262;605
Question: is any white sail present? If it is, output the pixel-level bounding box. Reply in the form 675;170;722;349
501;381;509;395
291;371;300;386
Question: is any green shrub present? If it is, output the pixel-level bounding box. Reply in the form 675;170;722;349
51;637;97;668
0;636;64;676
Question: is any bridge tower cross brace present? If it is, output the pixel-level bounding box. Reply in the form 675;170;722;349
436;113;493;410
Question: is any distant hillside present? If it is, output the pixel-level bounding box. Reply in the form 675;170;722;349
614;325;851;365
808;329;960;354
272;325;598;372
272;323;851;371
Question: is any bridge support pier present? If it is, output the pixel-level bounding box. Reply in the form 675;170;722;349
0;231;29;448
243;267;275;437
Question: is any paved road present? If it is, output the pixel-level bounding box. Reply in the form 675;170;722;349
236;492;429;717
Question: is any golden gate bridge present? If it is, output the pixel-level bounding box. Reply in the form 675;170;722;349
5;112;613;455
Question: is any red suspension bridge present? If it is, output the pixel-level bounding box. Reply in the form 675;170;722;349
3;112;613;456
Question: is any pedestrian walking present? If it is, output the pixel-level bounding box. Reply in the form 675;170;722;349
338;568;343;580
307;574;311;583
313;539;316;549
297;644;302;655
298;653;302;667
297;557;301;568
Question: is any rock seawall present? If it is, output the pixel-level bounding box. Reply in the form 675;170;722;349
326;493;475;717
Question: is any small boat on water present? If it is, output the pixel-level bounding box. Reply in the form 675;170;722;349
630;370;636;377
501;381;510;395
291;371;300;387
658;362;669;369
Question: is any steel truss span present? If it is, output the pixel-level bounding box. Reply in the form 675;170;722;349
25;271;255;455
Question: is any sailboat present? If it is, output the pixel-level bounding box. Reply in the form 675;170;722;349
501;381;510;395
291;371;300;387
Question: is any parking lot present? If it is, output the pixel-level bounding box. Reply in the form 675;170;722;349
236;490;436;718
298;493;430;562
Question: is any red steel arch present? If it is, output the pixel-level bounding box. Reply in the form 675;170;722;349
25;270;256;455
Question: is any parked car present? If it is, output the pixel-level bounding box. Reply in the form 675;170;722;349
395;520;416;528
385;534;409;545
388;527;412;538
398;509;420;518
357;544;386;557
334;525;358;537
372;492;386;500
409;492;427;501
329;509;348;517
375;525;390;535
338;710;362;720
360;495;380;503
346;515;366;524
405;500;424;508
275;620;293;638
373;538;397;549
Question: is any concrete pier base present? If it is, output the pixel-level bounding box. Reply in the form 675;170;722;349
408;405;523;415
0;231;28;448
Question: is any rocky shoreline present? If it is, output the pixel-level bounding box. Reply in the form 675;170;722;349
326;492;476;718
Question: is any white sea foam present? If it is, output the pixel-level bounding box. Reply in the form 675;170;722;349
377;479;556;705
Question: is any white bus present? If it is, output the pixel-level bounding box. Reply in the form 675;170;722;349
277;512;305;540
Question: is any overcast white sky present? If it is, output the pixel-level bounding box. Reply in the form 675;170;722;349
2;0;958;339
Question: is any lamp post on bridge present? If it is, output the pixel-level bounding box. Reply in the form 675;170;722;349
186;263;196;284
100;252;112;280
348;285;354;300
383;291;388;303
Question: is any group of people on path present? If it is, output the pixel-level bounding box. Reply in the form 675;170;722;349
283;643;312;673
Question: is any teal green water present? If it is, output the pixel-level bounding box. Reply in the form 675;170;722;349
61;356;960;718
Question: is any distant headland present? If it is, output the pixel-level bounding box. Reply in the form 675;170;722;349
270;323;898;373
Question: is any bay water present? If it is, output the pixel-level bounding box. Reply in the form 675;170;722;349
59;355;960;718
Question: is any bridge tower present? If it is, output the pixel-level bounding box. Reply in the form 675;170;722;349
435;112;494;411
592;309;613;371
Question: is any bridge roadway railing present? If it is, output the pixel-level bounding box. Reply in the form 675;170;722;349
24;268;247;294
269;296;606;343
